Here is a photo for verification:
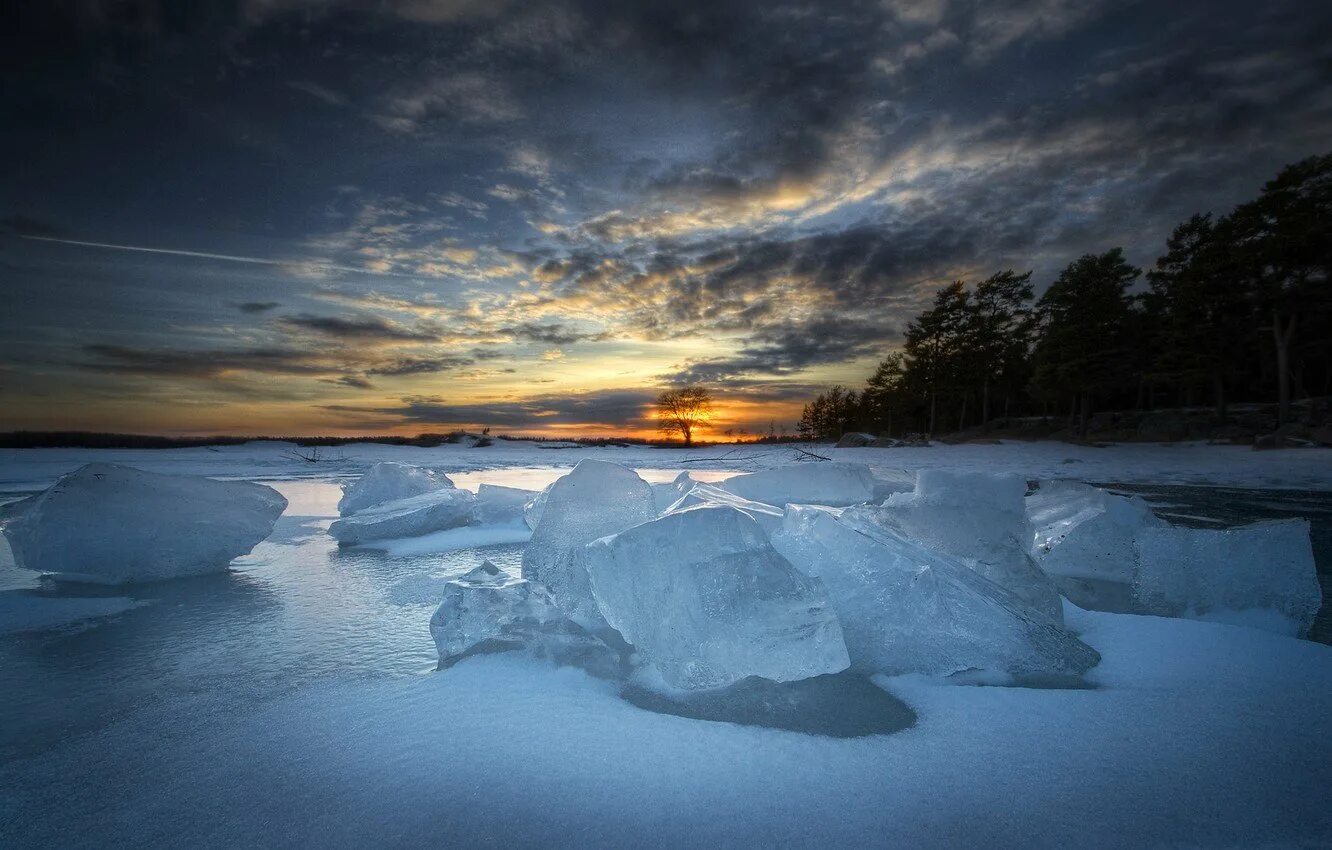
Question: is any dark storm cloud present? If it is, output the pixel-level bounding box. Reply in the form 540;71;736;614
81;344;332;378
662;313;904;384
235;301;281;314
278;314;438;342
505;321;610;345
331;374;374;389
327;388;659;429
364;355;477;376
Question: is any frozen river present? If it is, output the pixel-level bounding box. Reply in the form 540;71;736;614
2;451;1331;847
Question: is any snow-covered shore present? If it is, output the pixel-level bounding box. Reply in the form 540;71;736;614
2;458;1330;847
3;438;1331;493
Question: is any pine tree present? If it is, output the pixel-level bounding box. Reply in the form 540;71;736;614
1032;249;1140;436
968;270;1034;429
1147;214;1252;420
1228;153;1332;427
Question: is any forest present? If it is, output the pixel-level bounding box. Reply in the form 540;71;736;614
797;154;1332;442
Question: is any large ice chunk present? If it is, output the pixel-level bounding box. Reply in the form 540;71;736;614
772;505;1100;678
721;462;876;507
1026;480;1165;612
522;483;551;530
521;460;655;624
429;561;620;678
584;505;850;690
663;483;783;536
471;483;539;525
338;462;454;517
1133;519;1322;637
864;470;1064;622
651;471;697;513
2;463;287;584
329;487;476;545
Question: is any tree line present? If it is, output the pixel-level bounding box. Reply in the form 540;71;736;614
798;153;1332;441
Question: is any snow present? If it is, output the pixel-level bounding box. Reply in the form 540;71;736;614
1133;519;1321;636
521;459;656;626
337;461;454;516
584;505;849;690
328;486;476;545
0;591;146;634
1;463;286;584
4;610;1329;848
662;481;784;536
722;461;877;506
869;470;1065;622
429;561;620;677
772;504;1100;678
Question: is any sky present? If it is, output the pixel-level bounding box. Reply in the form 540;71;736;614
1;0;1329;438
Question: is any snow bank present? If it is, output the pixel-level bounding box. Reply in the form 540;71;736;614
773;504;1100;678
868;470;1064;622
1133;519;1322;636
328;487;476;545
585;505;849;690
430;561;620;677
2;463;286;584
721;462;876;507
337;461;454;516
521;460;655;625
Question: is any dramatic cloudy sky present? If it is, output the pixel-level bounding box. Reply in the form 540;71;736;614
2;0;1329;436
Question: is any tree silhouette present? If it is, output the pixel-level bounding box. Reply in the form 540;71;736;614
656;386;714;446
1031;249;1140;437
1229;153;1332;427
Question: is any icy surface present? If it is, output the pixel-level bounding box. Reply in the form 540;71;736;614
867;470;1064;622
585;505;849;690
1;463;286;584
1028;480;1164;583
429;561;619;677
337;461;454;516
651;471;697;513
350;521;531;556
663;482;783;536
472;483;538;525
1133;519;1322;636
522;483;551;530
328;487;476;545
772;505;1100;678
521;460;655;624
722;462;876;507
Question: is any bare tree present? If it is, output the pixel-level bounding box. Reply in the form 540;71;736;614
656;385;714;446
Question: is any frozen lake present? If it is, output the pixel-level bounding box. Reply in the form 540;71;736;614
2;452;1331;846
